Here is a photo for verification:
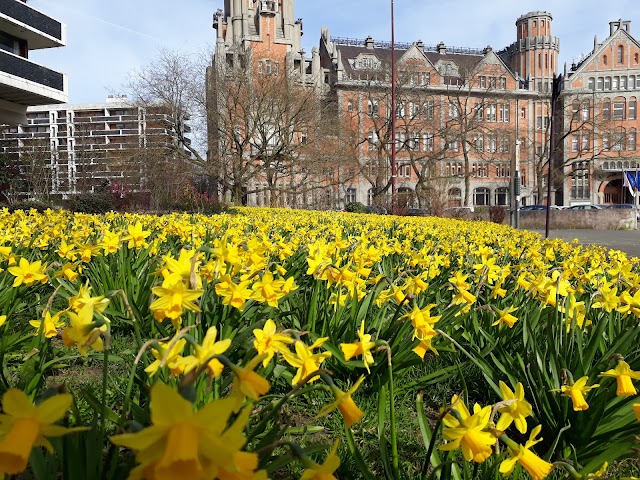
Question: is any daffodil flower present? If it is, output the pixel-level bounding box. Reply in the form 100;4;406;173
499;425;554;480
599;360;640;396
496;381;532;433
0;389;86;475
551;376;599;411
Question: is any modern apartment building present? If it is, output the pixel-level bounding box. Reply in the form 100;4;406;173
0;0;67;124
208;0;640;209
1;96;191;199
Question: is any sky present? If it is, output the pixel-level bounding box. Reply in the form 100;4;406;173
28;0;640;104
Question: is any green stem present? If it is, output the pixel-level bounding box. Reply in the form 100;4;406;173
99;344;109;478
387;350;400;479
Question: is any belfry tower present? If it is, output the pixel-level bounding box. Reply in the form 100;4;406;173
507;11;560;91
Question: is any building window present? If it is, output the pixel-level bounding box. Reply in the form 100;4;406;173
597;77;604;90
621;76;628;90
495;187;509;206
581;102;590;121
613;127;626;151
346;188;357;204
473;134;484;153
603;55;608;66
588;77;595;90
604;77;612;90
486;103;497;122
422;72;430;86
630;75;637;89
499;77;507;89
571;162;590;199
395;132;406;150
613;76;620;90
474;187;490;206
398;164;412;177
618;45;625;64
367;100;379;117
613;100;626;120
367;131;378;150
487;134;497;153
449;103;459;119
422;133;433;152
448;139;459;152
396;101;405;118
603;99;611;120
630;99;637;120
423;99;434;119
520;107;526;119
500;136;510;153
478;76;486;88
499;104;510;122
636;53;640;64
448;188;462;207
347;101;353;112
628;129;637;151
582;135;589;152
571;134;579;153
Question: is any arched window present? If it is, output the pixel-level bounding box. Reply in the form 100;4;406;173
618;45;625;64
603;161;610;170
635;53;639;64
474;187;490;206
588;77;595;90
603;55;608;66
624;160;630;168
494;188;509;206
347;100;353;112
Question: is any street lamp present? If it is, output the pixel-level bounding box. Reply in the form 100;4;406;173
390;0;397;214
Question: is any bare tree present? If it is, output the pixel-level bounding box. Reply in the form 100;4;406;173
208;53;341;206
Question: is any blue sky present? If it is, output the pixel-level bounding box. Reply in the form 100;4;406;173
28;0;640;104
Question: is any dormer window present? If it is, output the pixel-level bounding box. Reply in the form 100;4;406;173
356;54;380;70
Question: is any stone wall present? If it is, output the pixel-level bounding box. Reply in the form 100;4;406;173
519;210;638;230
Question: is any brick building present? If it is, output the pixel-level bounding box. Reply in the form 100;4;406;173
562;20;640;206
208;3;639;210
0;0;67;124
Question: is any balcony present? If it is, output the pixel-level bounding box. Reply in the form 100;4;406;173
0;49;67;105
0;0;65;49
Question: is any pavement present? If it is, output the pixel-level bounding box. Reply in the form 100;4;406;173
530;229;640;259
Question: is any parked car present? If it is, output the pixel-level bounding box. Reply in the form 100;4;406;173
444;206;474;215
566;204;602;210
598;203;635;209
519;205;562;211
405;208;429;216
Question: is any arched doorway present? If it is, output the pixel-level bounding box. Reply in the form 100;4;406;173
601;178;634;204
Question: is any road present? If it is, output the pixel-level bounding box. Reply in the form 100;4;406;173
530;229;640;259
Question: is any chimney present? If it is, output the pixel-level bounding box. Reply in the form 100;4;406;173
437;41;446;55
416;40;424;50
482;45;493;55
364;35;374;49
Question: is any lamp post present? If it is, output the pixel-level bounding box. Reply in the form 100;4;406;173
390;0;397;214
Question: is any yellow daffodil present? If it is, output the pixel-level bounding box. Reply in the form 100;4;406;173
492;306;518;328
496;381;532;433
0;389;86;475
215;274;253;311
499;425;553;480
29;311;65;338
0;315;6;327
633;403;640;421
8;258;47;287
551;376;599;411
283;338;332;385
110;383;265;480
599;360;640;396
340;321;376;373
150;279;204;327
61;304;107;356
177;326;231;377
440;395;496;463
123;222;151;249
317;376;365;427
253;319;293;367
230;355;271;406
300;441;340;480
